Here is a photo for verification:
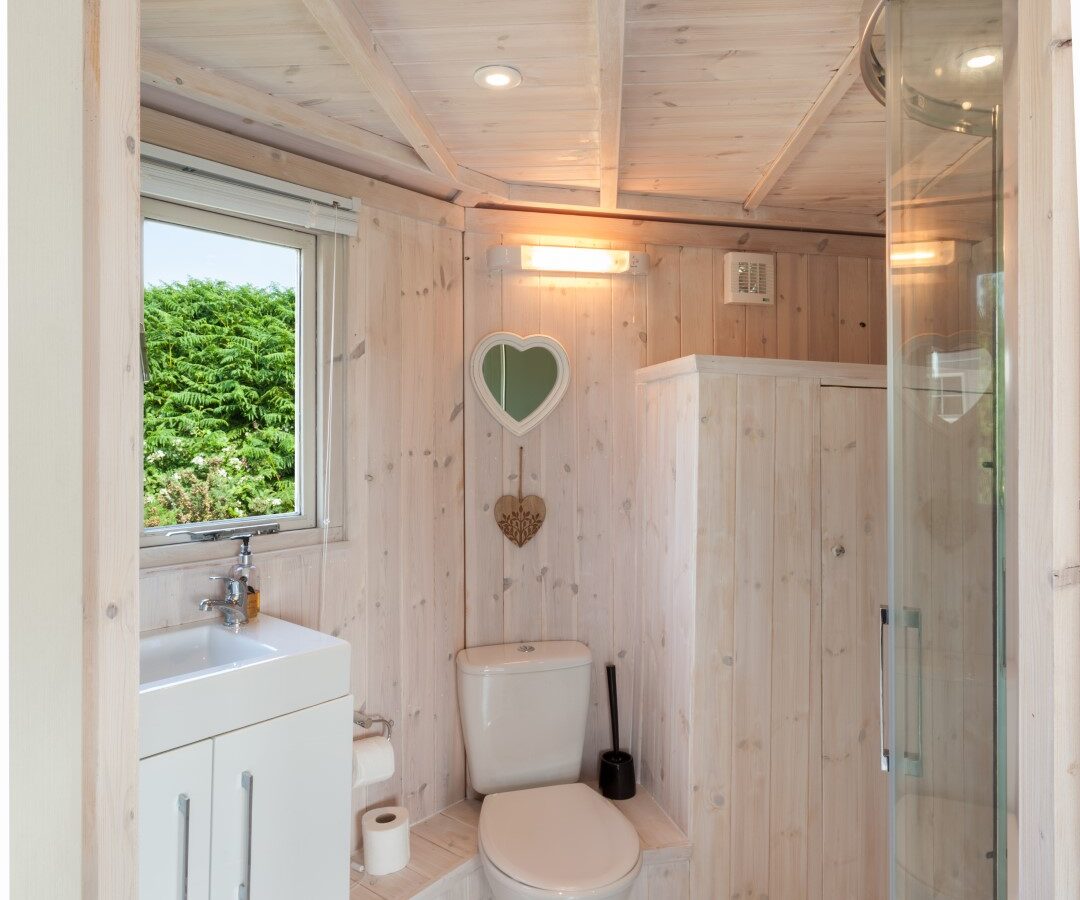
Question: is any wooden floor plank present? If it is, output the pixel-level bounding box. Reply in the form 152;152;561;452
611;786;689;852
404;834;472;880
411;811;479;860
356;863;430;900
442;798;482;830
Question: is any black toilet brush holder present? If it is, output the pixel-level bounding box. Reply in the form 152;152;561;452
599;663;636;800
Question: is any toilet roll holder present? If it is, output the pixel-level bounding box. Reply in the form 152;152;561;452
354;710;394;741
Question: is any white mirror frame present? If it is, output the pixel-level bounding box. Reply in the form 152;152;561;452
470;332;571;437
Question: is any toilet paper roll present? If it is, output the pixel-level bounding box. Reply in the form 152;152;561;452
353;736;395;788
361;806;410;877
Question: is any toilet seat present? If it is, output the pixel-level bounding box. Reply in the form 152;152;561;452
479;783;641;894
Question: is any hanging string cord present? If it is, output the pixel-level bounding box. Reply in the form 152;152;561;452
319;203;341;594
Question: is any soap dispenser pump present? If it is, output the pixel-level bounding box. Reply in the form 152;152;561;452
230;533;261;622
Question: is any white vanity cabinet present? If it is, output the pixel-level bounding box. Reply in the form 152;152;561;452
139;614;353;899
140;696;352;900
140;740;214;900
210;696;353;900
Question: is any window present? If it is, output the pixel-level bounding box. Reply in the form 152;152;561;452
141;199;319;547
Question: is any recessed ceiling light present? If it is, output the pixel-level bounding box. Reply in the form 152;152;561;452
474;65;522;89
962;48;998;69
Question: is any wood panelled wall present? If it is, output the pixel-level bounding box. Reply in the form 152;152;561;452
463;230;646;779
463;220;886;778
138;116;887;849
642;247;887;366
635;358;887;900
139;206;467;832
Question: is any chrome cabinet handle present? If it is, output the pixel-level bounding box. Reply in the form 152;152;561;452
239;771;254;900
177;794;191;900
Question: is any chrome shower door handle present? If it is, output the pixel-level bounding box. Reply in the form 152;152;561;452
901;608;925;777
879;606;890;772
880;606;926;777
238;771;254;900
177;794;190;900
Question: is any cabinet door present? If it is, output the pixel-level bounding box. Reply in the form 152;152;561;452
820;386;888;900
140;740;213;900
210;696;353;900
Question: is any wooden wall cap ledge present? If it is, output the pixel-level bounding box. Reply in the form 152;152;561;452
635;354;887;387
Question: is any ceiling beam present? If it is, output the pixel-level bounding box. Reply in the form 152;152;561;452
142;48;425;172
467;208;886;258
141;48;509;201
507;182;884;235
141;107;466;228
596;0;626;209
300;0;460;182
742;43;861;212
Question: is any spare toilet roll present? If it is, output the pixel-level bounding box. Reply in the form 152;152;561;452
353;736;395;788
361;806;410;877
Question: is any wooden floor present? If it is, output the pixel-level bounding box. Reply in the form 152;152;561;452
350;786;690;899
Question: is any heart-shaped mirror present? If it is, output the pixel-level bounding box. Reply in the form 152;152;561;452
470;332;571;436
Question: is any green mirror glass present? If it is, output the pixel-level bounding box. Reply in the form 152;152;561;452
470;333;570;436
482;343;559;423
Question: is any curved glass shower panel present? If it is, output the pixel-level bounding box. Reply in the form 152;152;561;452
885;0;1005;898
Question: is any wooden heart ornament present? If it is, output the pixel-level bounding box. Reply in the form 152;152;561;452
471;332;570;437
495;494;547;548
495;447;547;548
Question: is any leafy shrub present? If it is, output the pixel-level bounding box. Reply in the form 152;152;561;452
143;279;297;527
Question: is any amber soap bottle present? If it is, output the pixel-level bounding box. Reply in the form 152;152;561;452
231;534;260;622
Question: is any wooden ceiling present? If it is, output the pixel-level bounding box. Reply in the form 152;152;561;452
141;0;886;233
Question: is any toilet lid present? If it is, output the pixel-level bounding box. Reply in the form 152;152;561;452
479;783;641;892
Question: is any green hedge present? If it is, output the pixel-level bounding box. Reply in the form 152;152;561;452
143;278;297;527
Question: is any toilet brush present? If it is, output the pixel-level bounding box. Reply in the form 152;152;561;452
599;663;636;800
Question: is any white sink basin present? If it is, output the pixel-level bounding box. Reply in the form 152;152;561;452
139;614;350;758
140;623;277;685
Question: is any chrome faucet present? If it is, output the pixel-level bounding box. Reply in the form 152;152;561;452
199;575;249;627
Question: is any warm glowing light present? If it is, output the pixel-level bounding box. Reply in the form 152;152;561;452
487;245;649;275
522;246;630;273
966;53;996;69
474;65;522;89
890;241;956;269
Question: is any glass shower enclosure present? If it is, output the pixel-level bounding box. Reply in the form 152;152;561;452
864;0;1006;896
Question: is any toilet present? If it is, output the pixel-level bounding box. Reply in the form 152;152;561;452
457;641;642;900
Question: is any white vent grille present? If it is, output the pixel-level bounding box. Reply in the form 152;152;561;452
724;252;775;305
738;260;769;295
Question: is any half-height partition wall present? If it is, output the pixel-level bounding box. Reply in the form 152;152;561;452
635;356;888;899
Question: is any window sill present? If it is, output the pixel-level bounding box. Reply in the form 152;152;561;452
140;524;345;571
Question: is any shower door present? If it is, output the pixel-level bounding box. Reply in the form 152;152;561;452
876;0;1006;897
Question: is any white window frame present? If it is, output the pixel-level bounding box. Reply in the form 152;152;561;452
139;197;345;566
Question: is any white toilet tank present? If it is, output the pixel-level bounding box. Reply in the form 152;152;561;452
457;641;592;795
